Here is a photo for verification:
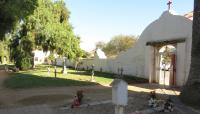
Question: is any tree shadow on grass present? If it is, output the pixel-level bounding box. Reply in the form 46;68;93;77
68;70;92;76
34;65;148;85
68;70;148;84
4;73;97;89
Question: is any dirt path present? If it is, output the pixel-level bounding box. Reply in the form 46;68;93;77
0;72;186;114
0;82;112;108
0;73;181;109
0;70;8;90
0;70;11;107
0;70;111;108
0;105;54;114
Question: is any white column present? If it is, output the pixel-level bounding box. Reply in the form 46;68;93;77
145;46;155;83
176;43;186;86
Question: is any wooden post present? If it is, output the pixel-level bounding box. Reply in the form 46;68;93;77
54;66;57;78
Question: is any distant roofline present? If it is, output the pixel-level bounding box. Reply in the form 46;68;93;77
184;11;193;20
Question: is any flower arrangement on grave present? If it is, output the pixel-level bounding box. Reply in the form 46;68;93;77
148;91;158;108
71;90;84;108
134;111;142;114
147;91;174;113
71;95;80;108
162;98;174;112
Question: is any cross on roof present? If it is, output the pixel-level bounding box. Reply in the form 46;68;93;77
167;0;172;10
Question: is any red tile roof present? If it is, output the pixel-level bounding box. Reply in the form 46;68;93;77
184;11;193;20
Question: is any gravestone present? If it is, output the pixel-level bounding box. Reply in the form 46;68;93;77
111;79;128;114
91;64;95;82
62;57;67;74
47;66;50;76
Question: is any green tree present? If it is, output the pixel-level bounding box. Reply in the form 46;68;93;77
47;53;55;65
8;0;82;69
10;24;34;70
103;35;138;57
82;50;92;58
0;35;10;64
0;0;38;40
180;0;200;107
27;0;81;59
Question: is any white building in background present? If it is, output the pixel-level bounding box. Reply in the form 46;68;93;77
32;50;73;66
94;49;107;59
79;10;193;86
33;50;50;65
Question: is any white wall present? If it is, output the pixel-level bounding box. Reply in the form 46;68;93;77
76;11;193;86
176;43;187;86
55;58;75;68
145;46;155;82
79;58;115;73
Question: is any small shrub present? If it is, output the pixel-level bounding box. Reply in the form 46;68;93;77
16;57;32;70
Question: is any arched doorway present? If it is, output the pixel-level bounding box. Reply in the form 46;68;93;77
146;39;187;86
158;45;176;86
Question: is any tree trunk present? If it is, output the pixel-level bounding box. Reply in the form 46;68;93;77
180;0;200;106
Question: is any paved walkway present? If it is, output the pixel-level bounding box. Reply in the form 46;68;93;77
0;105;53;114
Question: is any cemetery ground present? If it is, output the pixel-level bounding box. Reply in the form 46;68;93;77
0;65;199;114
3;65;147;89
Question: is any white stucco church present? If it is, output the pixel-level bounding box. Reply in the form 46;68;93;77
80;9;193;87
117;10;193;86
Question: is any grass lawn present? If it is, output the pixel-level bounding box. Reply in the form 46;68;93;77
4;65;147;89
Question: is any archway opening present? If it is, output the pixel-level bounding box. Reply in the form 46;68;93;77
158;45;176;86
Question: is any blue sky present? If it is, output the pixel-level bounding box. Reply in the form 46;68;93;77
64;0;193;52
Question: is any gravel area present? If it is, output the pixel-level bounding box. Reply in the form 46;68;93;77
55;92;182;114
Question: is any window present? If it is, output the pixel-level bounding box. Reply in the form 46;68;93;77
35;57;38;61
